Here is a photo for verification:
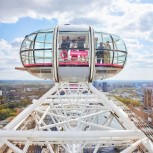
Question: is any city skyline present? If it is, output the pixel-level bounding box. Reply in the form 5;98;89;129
0;0;153;80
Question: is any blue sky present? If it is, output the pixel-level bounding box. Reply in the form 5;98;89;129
0;0;153;80
0;18;57;41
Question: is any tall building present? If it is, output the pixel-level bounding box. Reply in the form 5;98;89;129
93;81;101;90
0;90;3;105
0;90;2;96
102;82;107;92
144;87;153;108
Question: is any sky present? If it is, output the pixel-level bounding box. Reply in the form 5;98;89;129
0;0;153;80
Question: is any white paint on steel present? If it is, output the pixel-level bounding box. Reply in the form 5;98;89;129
0;83;153;152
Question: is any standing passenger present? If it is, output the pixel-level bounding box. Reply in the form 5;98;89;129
61;39;67;49
96;42;104;63
61;37;70;61
70;40;77;61
77;37;85;49
70;40;77;48
77;37;85;61
104;41;111;64
65;36;70;49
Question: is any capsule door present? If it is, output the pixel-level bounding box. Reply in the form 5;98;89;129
56;29;90;82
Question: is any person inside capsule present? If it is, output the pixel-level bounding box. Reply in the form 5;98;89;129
70;39;77;61
77;37;86;62
65;36;71;48
61;39;67;49
103;41;111;64
96;42;104;63
61;38;68;61
77;37;85;50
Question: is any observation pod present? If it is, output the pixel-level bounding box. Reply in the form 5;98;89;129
19;25;127;82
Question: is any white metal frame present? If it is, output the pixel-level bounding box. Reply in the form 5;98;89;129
0;83;153;153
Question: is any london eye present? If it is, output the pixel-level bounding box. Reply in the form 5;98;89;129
0;24;153;153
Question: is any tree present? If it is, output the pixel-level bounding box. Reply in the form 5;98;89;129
0;108;15;120
114;96;141;107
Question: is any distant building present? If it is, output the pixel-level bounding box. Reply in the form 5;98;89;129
93;81;99;89
0;90;2;96
0;90;3;104
129;106;153;126
102;82;107;92
128;87;153;126
144;88;153;108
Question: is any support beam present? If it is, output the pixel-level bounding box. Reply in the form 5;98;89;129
4;83;59;130
0;130;144;141
1;83;152;153
89;83;139;130
4;140;22;153
141;138;153;153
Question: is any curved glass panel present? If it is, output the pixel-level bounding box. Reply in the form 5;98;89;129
35;33;53;49
112;35;126;51
21;34;36;50
94;31;127;80
21;50;34;64
20;30;53;66
113;51;126;65
45;33;53;48
35;50;52;64
35;33;45;49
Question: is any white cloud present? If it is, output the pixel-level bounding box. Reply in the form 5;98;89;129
0;38;22;72
0;0;110;23
109;66;153;80
0;38;23;61
0;37;41;80
1;0;153;38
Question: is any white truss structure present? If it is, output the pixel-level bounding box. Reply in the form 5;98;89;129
0;82;153;153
